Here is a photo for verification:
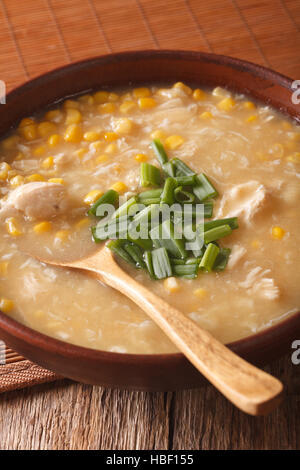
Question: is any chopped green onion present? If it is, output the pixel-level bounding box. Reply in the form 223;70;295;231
160;177;177;205
151;139;168;166
92;215;130;241
150;220;187;259
193;174;218;202
173;263;199;279
151;247;172;279
88;189;118;217
140;162;161;187
144;251;155;279
174;186;195;203
123;243;146;269
112;196;137;219
171;158;195;176
199;243;220;272
204;217;239;231
204;224;232;244
174;175;197;186
162;161;176;177
106;239;136;266
213;248;231;271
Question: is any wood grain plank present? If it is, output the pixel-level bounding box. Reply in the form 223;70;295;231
285;0;300;32
3;0;68;78
235;0;300;78
187;0;267;65
92;0;157;51
49;0;111;60
0;356;299;449
139;0;211;50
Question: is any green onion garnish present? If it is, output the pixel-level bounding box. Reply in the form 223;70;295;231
151;139;169;166
160;177;177;205
140;162;161;187
199;243;220;272
203;224;232;244
88;189;119;217
152;247;172;279
193;174;218;201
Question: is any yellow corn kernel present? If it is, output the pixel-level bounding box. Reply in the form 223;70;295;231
108;92;119;102
63;99;80;109
2;135;20;150
286;152;300;163
10;175;25;187
105;143;117;154
47;134;61;147
64;124;83;143
255;151;268;161
48;177;65;184
5;217;22;236
0;162;10;181
133;87;151;99
19;117;35;128
193;88;206;100
138;98;157;109
271;226;285;240
246;115;258;123
65;108;82;125
84;189;104;205
41;156;54;170
0;261;8;276
251;240;261;249
163;277;180;293
173;82;192;95
19;123;37;141
119;100;137;114
37;121;56;137
244;101;256;110
84;131;101;142
55;230;70;242
45;109;63;122
33;221;52;234
135;153;148;162
33;145;46;156
75;218;90;230
103;131;119;142
95;154;109;165
217;97;236;111
78;94;94;105
150;129;166;141
110;181;127;193
94;91;109;104
193;288;207;299
282;120;292;130
0;298;14;313
26;173;45;183
200;111;213;120
165;135;184;150
74;148;88;160
113;118;133;135
98;103;116;114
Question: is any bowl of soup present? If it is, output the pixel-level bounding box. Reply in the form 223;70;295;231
0;50;299;390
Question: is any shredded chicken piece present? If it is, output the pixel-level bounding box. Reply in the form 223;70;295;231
227;245;246;269
217;180;268;226
239;266;280;300
0;182;68;220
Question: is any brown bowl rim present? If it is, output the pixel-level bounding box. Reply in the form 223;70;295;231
0;49;299;374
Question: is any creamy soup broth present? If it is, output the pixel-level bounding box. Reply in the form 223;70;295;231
0;83;299;353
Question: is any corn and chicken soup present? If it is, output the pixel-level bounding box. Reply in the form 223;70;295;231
0;83;299;353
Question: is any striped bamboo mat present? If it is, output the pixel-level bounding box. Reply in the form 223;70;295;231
0;0;300;392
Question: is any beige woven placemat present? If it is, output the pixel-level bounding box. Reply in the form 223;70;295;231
1;0;300;392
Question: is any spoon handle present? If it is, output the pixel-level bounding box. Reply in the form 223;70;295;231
76;248;283;415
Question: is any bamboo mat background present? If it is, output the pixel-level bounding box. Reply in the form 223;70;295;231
0;0;300;393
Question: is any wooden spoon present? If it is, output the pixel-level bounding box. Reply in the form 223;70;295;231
34;245;283;415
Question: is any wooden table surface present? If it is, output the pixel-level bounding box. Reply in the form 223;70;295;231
0;0;300;450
